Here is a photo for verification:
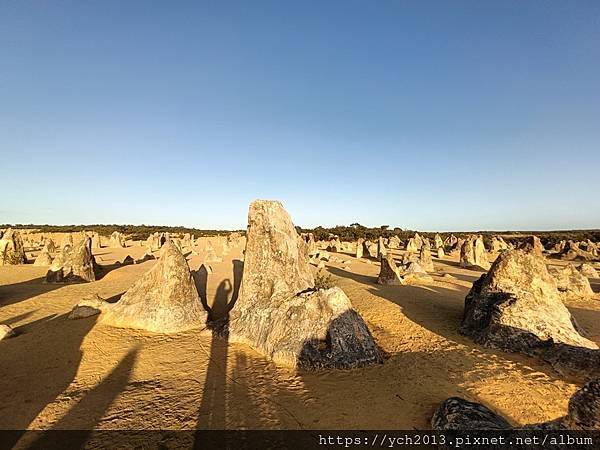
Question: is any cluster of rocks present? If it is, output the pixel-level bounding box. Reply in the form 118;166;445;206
377;253;433;285
45;234;99;283
0;228;27;265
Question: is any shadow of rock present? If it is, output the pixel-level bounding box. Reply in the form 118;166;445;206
20;347;139;449
0;277;66;307
0;313;97;447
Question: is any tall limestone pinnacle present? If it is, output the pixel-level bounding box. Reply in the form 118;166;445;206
228;200;381;369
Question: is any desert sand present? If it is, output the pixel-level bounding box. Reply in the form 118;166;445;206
1;236;599;437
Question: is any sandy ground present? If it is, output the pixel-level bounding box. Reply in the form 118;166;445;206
1;241;600;437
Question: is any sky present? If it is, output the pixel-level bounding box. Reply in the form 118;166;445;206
1;1;599;231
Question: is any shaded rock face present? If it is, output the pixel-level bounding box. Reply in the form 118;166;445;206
559;240;596;261
461;250;598;375
68;294;107;319
327;236;342;253
101;241;207;333
419;241;434;272
520;235;544;257
377;254;404;285
45;237;98;283
33;249;53;266
444;234;458;249
550;264;594;299
362;240;378;259
0;229;27;265
228;200;381;369
433;379;600;434
431;397;511;431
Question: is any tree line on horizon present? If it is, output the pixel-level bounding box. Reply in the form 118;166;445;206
2;223;598;247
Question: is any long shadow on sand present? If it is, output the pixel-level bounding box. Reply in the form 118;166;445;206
196;259;243;432
327;266;573;383
20;347;139;449
0;277;66;307
0;313;97;448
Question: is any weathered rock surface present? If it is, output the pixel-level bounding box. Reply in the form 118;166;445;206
459;237;476;267
109;231;126;248
45;236;98;283
355;238;364;259
461;250;599;378
101;241;207;333
362;240;378;259
228;200;381;369
431;397;512;431
550;264;594;299
474;236;490;269
377;254;404;285
520;235;545;258
579;263;599;279
0;228;27;266
68;294;107;319
419;241;434;272
388;235;401;249
33;249;53;266
433;379;600;436
377;237;387;259
402;261;433;284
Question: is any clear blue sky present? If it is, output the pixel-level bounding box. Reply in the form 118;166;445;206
1;1;599;231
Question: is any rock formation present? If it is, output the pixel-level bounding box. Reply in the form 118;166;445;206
579;263;599;279
0;324;16;341
377;254;404;285
227;200;381;369
437;247;445;259
61;233;73;249
45;236;98;283
434;234;444;250
550;264;594;299
109;231;125;248
419;241;434;272
362;240;378;259
461;249;599;378
33;249;53;266
0;228;27;265
402;262;433;284
388;235;401;249
355;238;364;259
520;235;544;257
405;237;419;253
474;235;490;269
100;241;208;333
377;237;387;259
68;294;107;319
43;238;57;253
433;378;600;433
459;237;476;267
